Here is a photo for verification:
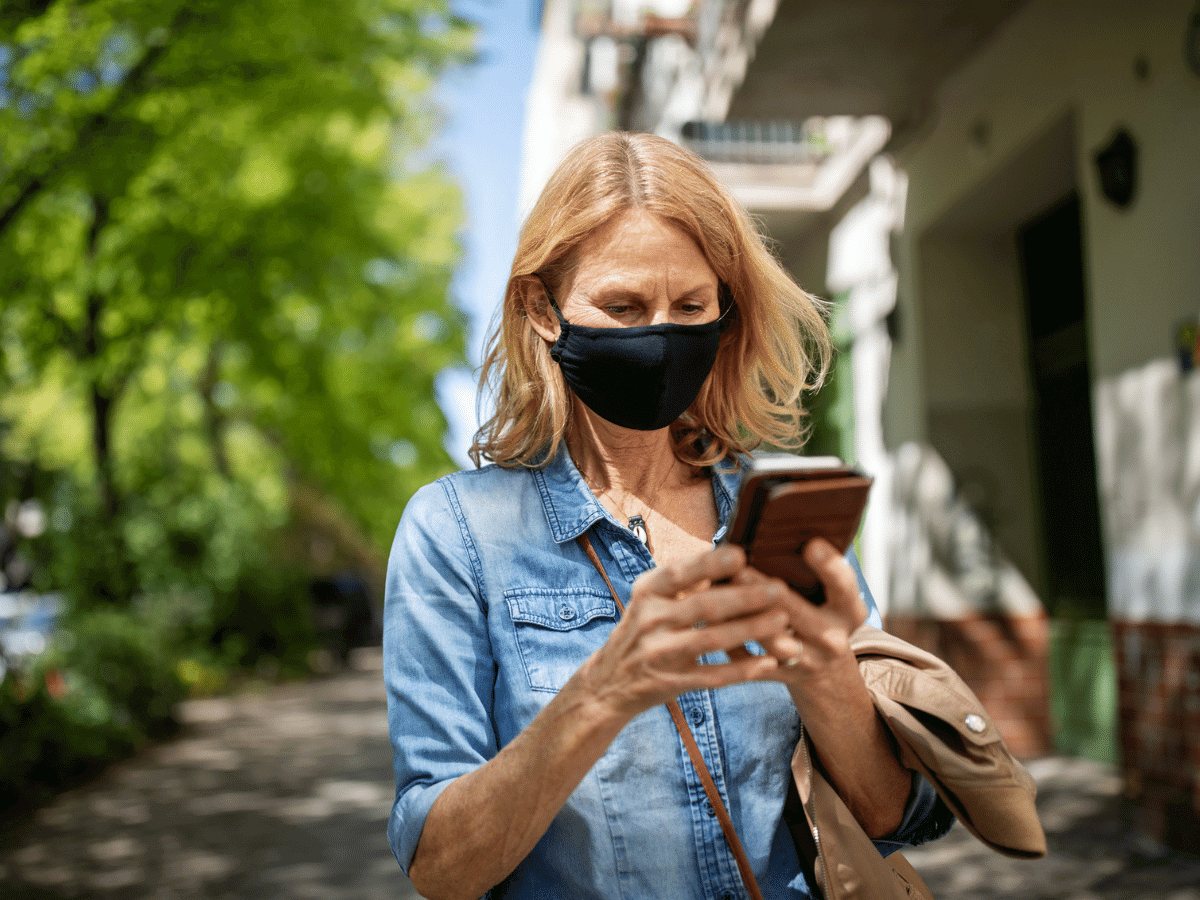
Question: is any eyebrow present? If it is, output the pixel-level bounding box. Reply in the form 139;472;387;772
586;284;718;304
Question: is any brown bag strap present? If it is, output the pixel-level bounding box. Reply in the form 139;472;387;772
577;533;766;900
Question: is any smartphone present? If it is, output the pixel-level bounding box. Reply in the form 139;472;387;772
722;454;872;603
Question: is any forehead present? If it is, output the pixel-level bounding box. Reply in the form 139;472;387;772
569;209;714;281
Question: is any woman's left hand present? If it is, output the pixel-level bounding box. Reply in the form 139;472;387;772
725;536;868;682
729;536;911;839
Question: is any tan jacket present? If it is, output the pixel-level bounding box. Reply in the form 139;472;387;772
791;624;1047;900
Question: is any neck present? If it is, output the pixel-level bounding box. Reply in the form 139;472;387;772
566;401;682;500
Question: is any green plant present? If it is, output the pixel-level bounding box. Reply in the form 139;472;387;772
0;609;186;814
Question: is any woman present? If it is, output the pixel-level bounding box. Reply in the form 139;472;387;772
384;132;950;900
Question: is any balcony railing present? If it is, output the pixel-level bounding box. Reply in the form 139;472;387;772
681;119;831;165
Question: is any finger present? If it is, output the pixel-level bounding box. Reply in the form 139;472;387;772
724;569;811;636
758;630;804;668
727;566;770;586
648;607;790;661
725;644;754;663
634;545;747;601
667;579;788;630
679;655;782;690
800;538;868;627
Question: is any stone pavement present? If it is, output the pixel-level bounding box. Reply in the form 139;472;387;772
2;647;1198;899
0;648;419;900
904;756;1200;900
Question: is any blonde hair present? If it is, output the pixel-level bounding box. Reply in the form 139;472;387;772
469;131;831;469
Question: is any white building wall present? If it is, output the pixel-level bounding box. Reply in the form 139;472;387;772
894;0;1199;393
518;0;609;219
518;0;783;214
889;0;1200;623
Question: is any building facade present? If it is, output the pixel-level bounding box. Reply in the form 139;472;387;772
520;0;1200;852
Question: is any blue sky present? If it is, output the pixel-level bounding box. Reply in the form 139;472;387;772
433;0;541;466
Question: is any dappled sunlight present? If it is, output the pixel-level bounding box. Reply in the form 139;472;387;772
86;836;146;862
186;790;273;816
1094;361;1200;624
888;441;1043;619
162;849;237;885
905;757;1200;900
0;650;422;899
4;635;1197;900
0;0;469;835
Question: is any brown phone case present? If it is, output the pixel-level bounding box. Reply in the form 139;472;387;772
725;466;872;602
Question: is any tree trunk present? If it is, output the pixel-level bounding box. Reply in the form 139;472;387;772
90;379;120;523
76;196;137;606
82;197;121;524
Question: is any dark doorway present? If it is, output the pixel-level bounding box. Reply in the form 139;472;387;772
1017;192;1107;620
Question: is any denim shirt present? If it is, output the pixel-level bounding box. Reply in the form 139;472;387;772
384;449;948;900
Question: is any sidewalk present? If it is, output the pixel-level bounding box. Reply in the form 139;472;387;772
2;648;1198;899
1;649;419;900
905;756;1200;900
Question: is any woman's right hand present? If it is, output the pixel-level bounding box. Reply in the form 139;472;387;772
574;544;797;721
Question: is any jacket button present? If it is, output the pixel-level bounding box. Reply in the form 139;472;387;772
704;800;716;817
559;606;576;621
689;706;705;725
965;713;987;734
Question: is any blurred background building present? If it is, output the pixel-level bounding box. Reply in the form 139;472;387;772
520;0;1200;852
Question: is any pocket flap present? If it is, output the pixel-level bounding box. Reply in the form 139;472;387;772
504;588;617;631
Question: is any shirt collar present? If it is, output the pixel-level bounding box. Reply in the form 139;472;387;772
531;446;744;546
711;458;740;544
531;447;611;544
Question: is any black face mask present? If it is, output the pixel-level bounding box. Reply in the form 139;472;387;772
538;276;731;431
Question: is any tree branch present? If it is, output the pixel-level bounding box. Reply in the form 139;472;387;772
41;298;81;350
199;340;232;478
0;9;190;240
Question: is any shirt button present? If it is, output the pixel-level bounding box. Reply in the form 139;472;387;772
721;892;736;900
704;800;716;817
689;706;705;726
559;605;576;621
965;713;987;734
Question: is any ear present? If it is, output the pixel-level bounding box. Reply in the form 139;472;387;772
520;277;561;343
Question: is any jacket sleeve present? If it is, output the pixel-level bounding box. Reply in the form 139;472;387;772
852;625;1047;859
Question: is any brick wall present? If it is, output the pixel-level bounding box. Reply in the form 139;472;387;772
884;613;1054;759
1112;621;1200;854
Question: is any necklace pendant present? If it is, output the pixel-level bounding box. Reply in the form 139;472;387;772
628;514;649;546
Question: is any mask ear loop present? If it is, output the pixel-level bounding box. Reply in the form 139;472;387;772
717;282;739;333
533;272;568;327
533;273;571;362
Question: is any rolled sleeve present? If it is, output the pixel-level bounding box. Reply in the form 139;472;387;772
384;480;495;873
871;772;956;857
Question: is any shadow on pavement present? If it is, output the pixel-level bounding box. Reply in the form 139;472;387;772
4;652;1199;900
0;648;422;900
906;756;1200;899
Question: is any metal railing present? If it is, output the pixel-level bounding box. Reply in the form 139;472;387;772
680;119;831;165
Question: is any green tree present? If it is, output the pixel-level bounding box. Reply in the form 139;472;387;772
0;0;471;616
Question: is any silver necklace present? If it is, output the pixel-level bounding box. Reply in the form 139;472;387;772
627;514;649;545
597;464;675;550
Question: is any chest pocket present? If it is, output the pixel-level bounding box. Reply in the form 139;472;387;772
504;587;619;693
